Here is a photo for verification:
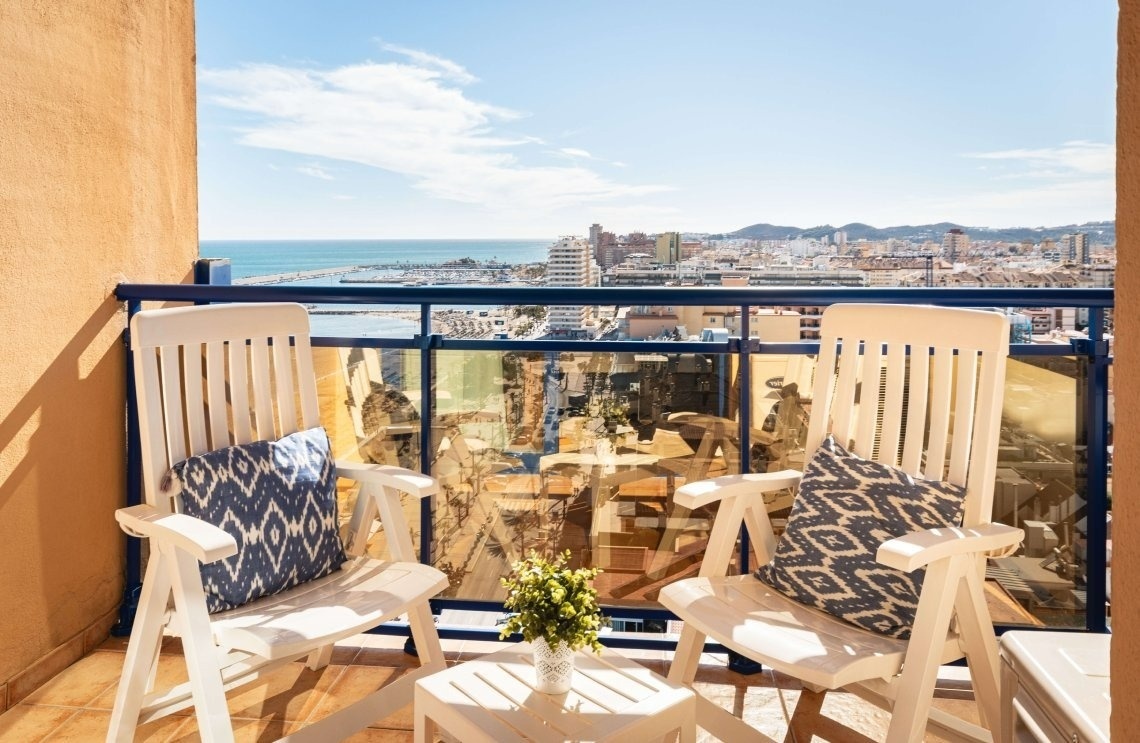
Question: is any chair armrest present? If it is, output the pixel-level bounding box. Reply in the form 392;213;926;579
877;523;1024;572
115;504;237;564
335;460;439;498
674;470;801;509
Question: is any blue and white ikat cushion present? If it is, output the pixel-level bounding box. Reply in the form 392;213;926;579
170;427;347;614
754;437;966;639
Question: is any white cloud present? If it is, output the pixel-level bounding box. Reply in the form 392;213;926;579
918;176;1115;227
377;42;478;84
966;140;1114;176
939;140;1116;224
199;50;669;215
559;147;594;159
297;163;334;180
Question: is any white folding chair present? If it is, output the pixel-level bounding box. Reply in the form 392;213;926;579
108;302;447;742
662;304;1023;742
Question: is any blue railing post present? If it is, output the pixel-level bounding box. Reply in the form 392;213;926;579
1077;306;1110;633
728;304;764;675
112;299;143;636
418;303;435;567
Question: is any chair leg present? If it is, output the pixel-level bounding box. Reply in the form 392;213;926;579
168;548;236;743
785;688;826;743
884;558;963;743
955;563;1003;734
406;602;445;671
107;553;173;742
306;644;334;671
668;624;705;686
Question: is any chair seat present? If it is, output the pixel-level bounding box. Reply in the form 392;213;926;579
202;557;448;661
659;574;962;690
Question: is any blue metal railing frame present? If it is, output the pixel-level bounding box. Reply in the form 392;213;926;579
113;282;1115;644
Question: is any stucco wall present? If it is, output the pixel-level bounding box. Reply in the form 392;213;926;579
0;0;198;690
1114;2;1137;737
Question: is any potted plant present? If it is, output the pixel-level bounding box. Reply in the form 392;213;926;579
499;549;607;693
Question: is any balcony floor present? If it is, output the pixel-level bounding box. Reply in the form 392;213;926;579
0;633;980;741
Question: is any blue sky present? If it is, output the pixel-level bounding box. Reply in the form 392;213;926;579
196;1;1117;239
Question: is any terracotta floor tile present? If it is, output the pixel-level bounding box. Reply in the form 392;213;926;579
304;665;413;730
223;661;347;723
339;727;415;742
22;651;125;707
167;715;290;742
350;647;423;669
0;705;78;741
44;708;185;742
89;651;193;712
96;635;132;652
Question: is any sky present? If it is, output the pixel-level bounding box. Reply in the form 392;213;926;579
195;1;1118;239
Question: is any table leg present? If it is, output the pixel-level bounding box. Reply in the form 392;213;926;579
999;657;1017;743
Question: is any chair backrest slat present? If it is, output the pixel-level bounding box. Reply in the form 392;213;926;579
130;303;318;512
293;333;320;428
853;341;882;459
948;349;980;485
248;337;275;440
817;342;858;450
158;345;188;467
182;343;209;456
879;344;907;467
924;347;954;481
899;346;930;474
134;347;173;513
964;351;1007;526
228;340;252;443
205;341;228;450
271;334;298;436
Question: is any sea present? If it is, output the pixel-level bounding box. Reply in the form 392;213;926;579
199;239;551;336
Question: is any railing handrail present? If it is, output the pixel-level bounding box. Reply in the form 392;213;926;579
115;283;1115;309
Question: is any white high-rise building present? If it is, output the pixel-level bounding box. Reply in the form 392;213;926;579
942;228;969;260
1066;232;1090;264
546;236;592;333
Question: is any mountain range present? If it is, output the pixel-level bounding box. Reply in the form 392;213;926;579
725;220;1115;244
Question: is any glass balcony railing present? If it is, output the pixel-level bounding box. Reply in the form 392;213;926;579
115;278;1113;645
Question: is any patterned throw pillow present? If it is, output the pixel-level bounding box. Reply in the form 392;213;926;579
171;427;348;613
754;437;966;639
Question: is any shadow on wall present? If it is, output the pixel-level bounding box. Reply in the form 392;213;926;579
0;292;135;679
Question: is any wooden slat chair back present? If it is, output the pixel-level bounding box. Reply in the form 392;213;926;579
108;303;448;743
660;304;1023;743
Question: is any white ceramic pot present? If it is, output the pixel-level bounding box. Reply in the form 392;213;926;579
533;637;575;694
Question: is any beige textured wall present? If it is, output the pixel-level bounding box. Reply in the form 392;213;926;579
0;0;198;685
1115;2;1137;737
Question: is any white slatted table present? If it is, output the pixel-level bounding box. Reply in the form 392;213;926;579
414;643;695;742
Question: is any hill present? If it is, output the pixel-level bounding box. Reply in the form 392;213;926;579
729;220;1115;244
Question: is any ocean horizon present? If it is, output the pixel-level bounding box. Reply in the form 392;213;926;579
200;238;553;281
198;238;553;337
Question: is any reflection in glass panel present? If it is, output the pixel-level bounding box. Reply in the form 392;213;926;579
427;349;738;606
329;345;425;561
990;355;1088;629
325;343;1105;630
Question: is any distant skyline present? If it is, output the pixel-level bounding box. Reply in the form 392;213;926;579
196;2;1117;240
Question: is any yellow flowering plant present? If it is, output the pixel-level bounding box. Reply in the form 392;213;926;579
499;549;607;653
